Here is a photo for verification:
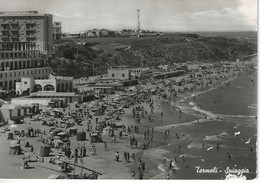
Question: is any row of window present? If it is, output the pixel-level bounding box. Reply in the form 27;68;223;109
0;51;40;59
0;80;16;89
0;42;36;51
111;73;125;77
0;68;50;79
1;59;45;71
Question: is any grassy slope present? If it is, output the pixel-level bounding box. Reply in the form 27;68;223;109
49;33;257;78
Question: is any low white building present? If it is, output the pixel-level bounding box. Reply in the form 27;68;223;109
107;66;131;80
16;74;74;95
131;67;150;78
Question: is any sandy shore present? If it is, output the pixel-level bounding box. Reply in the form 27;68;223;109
0;58;257;179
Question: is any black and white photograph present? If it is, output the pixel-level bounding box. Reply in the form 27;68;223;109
0;0;257;180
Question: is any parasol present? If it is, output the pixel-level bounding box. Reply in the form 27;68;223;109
27;127;33;130
57;132;66;136
9;124;17;129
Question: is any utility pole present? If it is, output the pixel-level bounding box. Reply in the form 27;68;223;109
76;43;79;58
137;9;140;33
93;61;94;76
67;36;79;58
73;157;76;179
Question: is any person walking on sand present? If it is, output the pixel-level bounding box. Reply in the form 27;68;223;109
127;152;130;162
162;157;167;164
131;153;135;162
132;171;136;179
141;161;146;172
116;151;120;162
227;152;232;160
216;143;220;151
23;158;29;169
124;152;127;162
182;156;185;162
178;145;181;151
169;160;173;170
150;134;153;141
83;146;86;157
104;141;108;151
139;172;143;179
92;145;96;155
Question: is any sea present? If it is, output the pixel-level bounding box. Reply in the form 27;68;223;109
137;60;257;180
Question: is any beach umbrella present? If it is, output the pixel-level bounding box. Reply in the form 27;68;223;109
10;140;20;147
68;127;76;130
57;132;66;136
54;139;63;143
27;127;33;130
48;174;62;179
51;128;63;134
63;115;72;119
46;135;54;140
54;135;60;139
9;124;17;129
53;108;63;113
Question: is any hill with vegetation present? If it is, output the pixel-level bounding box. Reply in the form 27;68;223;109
48;33;257;78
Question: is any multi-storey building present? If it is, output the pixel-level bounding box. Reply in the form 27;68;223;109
53;22;62;41
0;11;53;53
0;42;51;90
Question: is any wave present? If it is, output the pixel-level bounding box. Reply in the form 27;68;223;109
219;132;231;138
154;118;212;132
178;99;256;122
248;104;257;109
170;73;257;122
192;105;218;119
187;142;203;149
158;164;167;172
179;153;196;158
203;132;232;142
189;102;195;106
204;135;222;141
143;148;169;159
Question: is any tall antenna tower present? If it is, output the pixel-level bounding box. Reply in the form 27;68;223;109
137;9;140;32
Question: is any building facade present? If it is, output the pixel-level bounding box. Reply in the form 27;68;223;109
100;29;116;37
53;22;62;41
86;29;100;38
0;11;53;53
0;42;51;90
16;74;73;94
107;66;131;80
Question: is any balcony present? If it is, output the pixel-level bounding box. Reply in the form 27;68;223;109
11;38;19;42
26;34;36;38
11;35;19;38
0;29;9;32
26;28;36;32
10;29;19;32
26;21;36;25
1;35;10;38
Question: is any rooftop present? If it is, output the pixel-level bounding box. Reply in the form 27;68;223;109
0;11;52;17
30;92;79;97
111;65;132;69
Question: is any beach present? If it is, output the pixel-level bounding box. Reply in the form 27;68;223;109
0;57;257;179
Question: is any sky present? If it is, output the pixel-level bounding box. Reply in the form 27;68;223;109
0;0;257;33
